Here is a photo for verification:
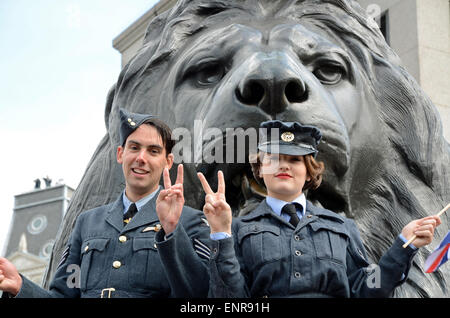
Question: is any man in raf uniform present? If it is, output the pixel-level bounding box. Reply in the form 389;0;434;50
0;108;211;298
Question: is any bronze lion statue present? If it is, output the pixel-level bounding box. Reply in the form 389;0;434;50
45;0;450;297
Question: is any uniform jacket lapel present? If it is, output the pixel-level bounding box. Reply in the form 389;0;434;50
105;194;127;232
241;199;344;231
241;199;286;225
122;190;160;233
305;201;345;223
105;190;162;233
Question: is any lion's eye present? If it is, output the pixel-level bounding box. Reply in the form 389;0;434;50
196;63;225;86
313;63;345;85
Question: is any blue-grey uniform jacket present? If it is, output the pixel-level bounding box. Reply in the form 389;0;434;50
12;190;211;298
209;200;418;298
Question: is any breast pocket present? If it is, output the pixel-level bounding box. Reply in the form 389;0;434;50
237;224;281;269
310;222;349;266
129;237;167;291
80;238;109;290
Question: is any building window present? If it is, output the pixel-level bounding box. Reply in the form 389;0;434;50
27;215;48;235
40;240;55;259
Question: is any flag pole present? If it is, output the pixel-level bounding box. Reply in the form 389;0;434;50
402;203;450;248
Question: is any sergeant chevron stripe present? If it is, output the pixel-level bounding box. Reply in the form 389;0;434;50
57;245;70;269
193;238;211;259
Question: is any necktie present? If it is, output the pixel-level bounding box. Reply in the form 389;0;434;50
282;203;300;227
123;203;138;224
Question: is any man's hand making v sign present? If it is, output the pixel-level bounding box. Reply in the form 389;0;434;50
156;164;185;235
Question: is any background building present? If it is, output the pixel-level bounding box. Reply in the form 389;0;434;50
357;0;449;141
112;0;449;141
3;179;73;286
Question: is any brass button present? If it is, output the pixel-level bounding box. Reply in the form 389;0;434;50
113;261;122;269
119;235;127;243
307;214;313;218
84;246;89;252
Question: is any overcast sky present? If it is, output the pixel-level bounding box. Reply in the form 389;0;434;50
0;0;159;255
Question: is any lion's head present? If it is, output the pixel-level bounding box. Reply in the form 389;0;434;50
46;0;450;297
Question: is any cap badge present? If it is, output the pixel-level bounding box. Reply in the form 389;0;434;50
281;131;294;142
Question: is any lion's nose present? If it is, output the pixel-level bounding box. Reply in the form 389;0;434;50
235;53;308;115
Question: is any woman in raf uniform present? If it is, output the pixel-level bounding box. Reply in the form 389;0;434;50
197;120;441;298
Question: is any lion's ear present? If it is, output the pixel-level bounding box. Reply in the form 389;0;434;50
143;9;171;51
104;83;116;130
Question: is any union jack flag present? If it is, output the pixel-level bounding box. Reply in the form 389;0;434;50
424;230;450;273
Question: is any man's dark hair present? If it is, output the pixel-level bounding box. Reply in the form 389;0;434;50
143;118;175;156
123;118;174;156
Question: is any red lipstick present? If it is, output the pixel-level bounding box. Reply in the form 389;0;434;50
275;173;292;179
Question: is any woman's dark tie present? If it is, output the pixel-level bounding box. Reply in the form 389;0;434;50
282;203;300;227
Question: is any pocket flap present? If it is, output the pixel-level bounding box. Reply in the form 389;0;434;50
81;238;109;254
133;237;157;251
309;221;349;237
237;224;280;243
